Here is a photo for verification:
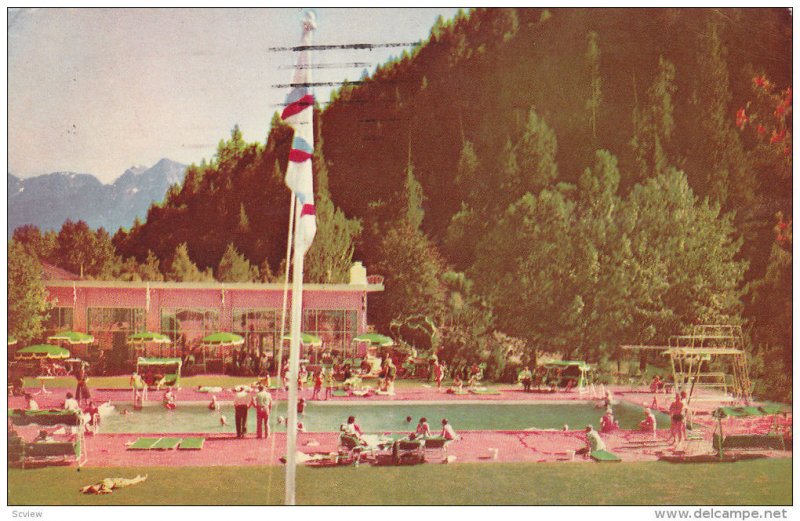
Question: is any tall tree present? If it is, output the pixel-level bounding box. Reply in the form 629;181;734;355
305;144;363;284
216;242;258;282
402;151;425;231
688;19;752;209
167;243;213;282
630;56;677;186
585;30;603;141
8;240;52;343
516;108;559;195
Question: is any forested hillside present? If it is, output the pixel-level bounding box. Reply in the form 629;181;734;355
21;8;790;398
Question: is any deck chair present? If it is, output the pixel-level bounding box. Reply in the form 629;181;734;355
393;439;425;465
337;434;374;464
423;437;451;462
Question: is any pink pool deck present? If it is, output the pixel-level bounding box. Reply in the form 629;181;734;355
11;383;790;468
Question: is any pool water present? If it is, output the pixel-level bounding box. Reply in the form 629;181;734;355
100;401;669;434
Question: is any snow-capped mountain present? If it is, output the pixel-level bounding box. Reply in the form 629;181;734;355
8;158;186;237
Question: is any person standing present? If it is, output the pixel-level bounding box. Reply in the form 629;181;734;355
519;367;533;392
668;393;686;446
324;367;335;400
312;370;323;400
75;367;91;406
233;386;251;438
254;385;273;439
433;361;444;392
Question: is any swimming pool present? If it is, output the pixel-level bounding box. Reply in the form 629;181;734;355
100;401;669;434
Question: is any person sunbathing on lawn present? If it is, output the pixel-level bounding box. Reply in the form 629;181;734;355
80;475;148;495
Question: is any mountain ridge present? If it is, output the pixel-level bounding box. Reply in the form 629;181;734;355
8;158;186;237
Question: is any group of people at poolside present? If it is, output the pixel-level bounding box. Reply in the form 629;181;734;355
24;390;105;435
341;414;460;445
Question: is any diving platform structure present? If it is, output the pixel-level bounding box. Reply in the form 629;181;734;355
622;325;752;404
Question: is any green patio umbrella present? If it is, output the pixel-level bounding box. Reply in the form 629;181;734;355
127;332;172;344
353;333;394;347
15;344;70;360
201;332;245;346
281;333;323;346
47;331;95;344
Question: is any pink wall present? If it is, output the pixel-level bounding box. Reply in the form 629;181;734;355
46;284;372;335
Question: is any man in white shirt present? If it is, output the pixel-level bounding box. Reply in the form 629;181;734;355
233;387;251;438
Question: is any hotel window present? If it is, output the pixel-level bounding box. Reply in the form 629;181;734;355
302;309;357;355
160;308;220;346
86;307;145;350
43;307;74;336
232;308;285;357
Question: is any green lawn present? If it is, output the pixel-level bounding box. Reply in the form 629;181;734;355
8;459;791;505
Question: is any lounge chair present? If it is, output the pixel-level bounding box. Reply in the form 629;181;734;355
392;438;425;465
423;437;452;461
337;434;375;464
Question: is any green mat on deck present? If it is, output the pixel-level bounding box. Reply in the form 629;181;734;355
128;438;160;450
178;437;205;450
469;389;501;395
591;450;621;462
332;390;349;397
151;437;182;450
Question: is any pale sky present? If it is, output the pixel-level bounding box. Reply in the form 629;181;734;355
8;7;460;183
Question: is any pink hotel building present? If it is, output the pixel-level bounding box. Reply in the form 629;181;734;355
41;262;384;372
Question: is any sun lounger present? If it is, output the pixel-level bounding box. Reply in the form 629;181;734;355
151;437;182;450
127;437;160;450
590;450;621;462
713;433;786;451
423;437;452;461
178;437;205;450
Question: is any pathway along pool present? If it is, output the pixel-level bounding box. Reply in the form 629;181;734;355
100;401;669;434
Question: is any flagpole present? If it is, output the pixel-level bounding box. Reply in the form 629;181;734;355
285;197;303;505
276;194;295;380
284;11;317;506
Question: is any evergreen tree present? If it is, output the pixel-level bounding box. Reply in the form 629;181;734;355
687;19;753;214
140;250;165;281
8;240;52;343
516;108;559;194
167;243;213;282
217;242;258;282
305;144;363;284
237;203;251;234
630;56;677;185
372;222;448;337
403;151;425;230
585;31;603;141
